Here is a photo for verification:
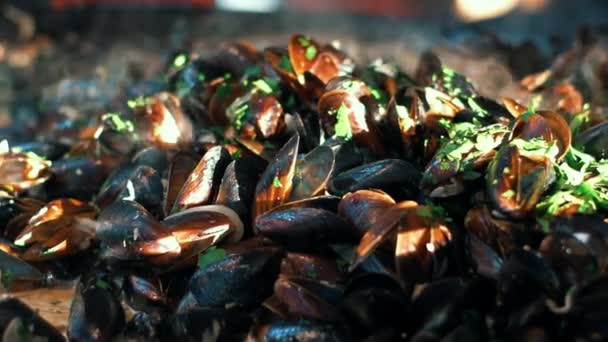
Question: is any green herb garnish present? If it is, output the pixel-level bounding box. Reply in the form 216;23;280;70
502;190;516;199
278;56;294;73
305;45;317;61
272;176;283;188
333;104;352;139
197;246;227;270
172;53;188;68
96;279;111;289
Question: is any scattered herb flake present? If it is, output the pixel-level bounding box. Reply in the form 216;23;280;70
502;190;516;199
231;149;242;160
197;247;227;270
252;78;276;94
272;176;283;188
173;54;188;68
298;36;311;47
243;64;261;78
96;279;111;289
278;55;294;73
333;104;352;139
305;45;317;61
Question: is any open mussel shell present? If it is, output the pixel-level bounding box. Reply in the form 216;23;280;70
255;208;357;251
187;247;282;309
214;155;265;230
252;94;284;139
339;189;396;234
395;206;453;284
131;146;169;175
486;144;556;219
164;151;198;217
97;200;181;264
132;92;194;148
253;135;299;218
352;200;418;269
509;110;572;160
288;145;335;202
171;146;231;213
273;275;343;322
329;159;421;201
317;89;386;157
0;151;52;193
0;298;64;341
162;205;244;263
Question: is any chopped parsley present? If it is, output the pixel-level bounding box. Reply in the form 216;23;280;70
243;64;261;79
520;95;542;122
127;96;153;109
102;113;134;133
502;190;516;199
0;269;11;289
197;246;227;270
272;176;283;188
278;55;294;74
306;268;318;279
231;149;242;160
252;78;278;94
333;104;353;139
233;103;249;130
172;54;188;68
305;45;318;61
298;36;311;47
95;279;111;289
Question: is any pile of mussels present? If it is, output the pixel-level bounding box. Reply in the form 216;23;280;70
1;33;608;341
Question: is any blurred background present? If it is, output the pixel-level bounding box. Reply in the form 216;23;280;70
1;0;607;134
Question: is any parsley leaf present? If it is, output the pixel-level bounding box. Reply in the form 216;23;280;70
333;104;352;139
278;56;294;74
305;45;318;61
197;247;227;270
272;176;283;188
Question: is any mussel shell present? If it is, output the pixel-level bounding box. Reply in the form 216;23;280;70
341;273;409;333
0;298;64;342
214;156;265;231
288;146;335;202
255;208;357;251
338;189;396;234
253;135;299;218
97;200;181;263
497;249;561;309
280;252;345;283
274;275;343;321
0;250;44;291
97;165;164;217
329;159;421;201
172;146;231;213
574;121;608;160
539;232;598;289
131;147;169;175
486;144;555;219
68;279;126;342
162;205;243;263
10;141;68;160
164;151;198;217
188;247;282;309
